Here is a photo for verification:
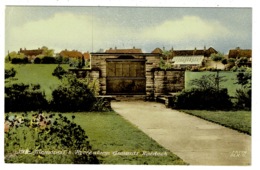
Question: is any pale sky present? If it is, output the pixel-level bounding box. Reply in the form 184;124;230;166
5;6;252;54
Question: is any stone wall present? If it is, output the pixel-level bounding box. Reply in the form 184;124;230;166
153;70;185;98
90;53;185;99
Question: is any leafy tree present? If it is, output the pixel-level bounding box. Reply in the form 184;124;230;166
189;73;227;91
52;65;67;79
210;53;224;69
41;46;54;57
234;68;251;109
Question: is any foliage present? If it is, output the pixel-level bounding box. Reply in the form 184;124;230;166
177;71;232;110
91;98;112;112
52;65;67;79
34;57;41;64
4;112;99;164
234;88;251;109
189;73;227;91
11;57;29;64
159;57;172;70
5;68;16;79
5;51;25;63
234;68;251;109
69;56;86;68
173;88;233;110
5;83;48;112
50;74;96;112
41;56;57;64
210;53;224;62
41;46;54;57
236;57;248;67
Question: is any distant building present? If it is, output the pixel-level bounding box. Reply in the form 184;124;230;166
19;48;44;62
171;47;217;57
172;56;204;68
228;47;252;67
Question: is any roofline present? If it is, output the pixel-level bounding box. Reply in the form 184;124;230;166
90;52;162;56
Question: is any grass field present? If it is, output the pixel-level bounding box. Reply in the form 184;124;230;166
5;111;187;165
181;110;251;135
185;71;240;97
5;64;70;100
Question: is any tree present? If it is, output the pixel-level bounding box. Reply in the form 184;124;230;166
210;53;224;69
189;73;227;92
52;65;67;79
234;67;251;109
41;46;54;57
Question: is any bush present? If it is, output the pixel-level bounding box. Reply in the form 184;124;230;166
234;88;251;110
173;88;233;110
50;75;96;112
11;57;29;64
5;83;48;112
5;68;16;79
4;112;99;164
41;56;56;64
52;65;67;79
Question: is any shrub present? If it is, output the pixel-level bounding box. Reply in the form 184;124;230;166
11;57;29;64
5;68;16;79
52;65;67;79
234;68;251;110
34;57;41;64
4;112;99;164
5;83;48;112
50;75;96;112
41;56;56;64
173;88;233;110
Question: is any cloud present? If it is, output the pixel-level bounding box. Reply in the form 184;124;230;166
141;16;231;42
6;11;249;54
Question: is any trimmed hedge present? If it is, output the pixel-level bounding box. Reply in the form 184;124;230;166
173;88;233;110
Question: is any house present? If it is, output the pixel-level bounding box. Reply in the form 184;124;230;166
228;47;252;59
228;47;252;67
171;46;217;57
19;48;44;62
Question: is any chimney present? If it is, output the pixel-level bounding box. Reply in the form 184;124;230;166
133;46;135;49
204;45;206;51
163;47;165;51
115;46;117;50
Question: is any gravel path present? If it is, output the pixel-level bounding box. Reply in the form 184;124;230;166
111;101;251;165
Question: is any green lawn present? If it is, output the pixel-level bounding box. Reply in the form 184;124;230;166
5;64;69;100
71;111;187;165
185;71;240;97
181;110;251;135
5;111;187;165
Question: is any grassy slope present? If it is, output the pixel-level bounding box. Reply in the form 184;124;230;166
181;110;251;135
5;64;69;100
185;71;240;97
